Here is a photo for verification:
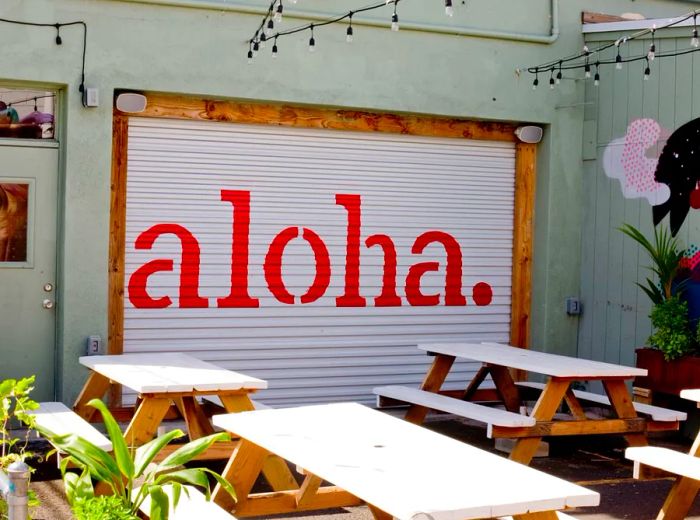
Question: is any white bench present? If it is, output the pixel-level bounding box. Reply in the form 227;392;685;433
372;385;535;438
138;484;235;520
516;382;686;422
32;402;112;452
626;446;700;480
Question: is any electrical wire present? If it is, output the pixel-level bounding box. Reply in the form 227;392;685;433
0;18;88;106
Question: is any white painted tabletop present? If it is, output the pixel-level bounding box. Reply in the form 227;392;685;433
212;403;599;520
80;353;267;393
419;342;647;379
680;389;700;404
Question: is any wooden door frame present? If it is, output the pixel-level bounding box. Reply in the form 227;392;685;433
109;93;537;356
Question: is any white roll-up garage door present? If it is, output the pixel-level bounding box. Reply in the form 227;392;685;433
123;117;516;407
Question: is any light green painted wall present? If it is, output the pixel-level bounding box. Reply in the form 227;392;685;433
580;26;700;368
1;0;697;402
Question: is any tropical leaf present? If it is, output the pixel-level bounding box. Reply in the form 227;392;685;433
87;399;134;481
146;484;170;520
134;429;184;478
156;432;229;471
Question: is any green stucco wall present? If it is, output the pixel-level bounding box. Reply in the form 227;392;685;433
1;0;697;402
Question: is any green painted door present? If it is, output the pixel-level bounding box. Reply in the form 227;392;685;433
0;144;58;400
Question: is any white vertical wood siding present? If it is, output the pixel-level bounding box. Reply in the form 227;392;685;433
123;117;516;407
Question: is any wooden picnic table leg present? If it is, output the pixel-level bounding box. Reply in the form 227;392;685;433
122;397;171;447
488;363;522;412
462;365;490;401
509;379;569;465
176;396;215;439
603;379;648;448
212;438;269;513
405;354;455;424
219;393;300;492
655;478;700;520
73;372;112;422
650;430;700;520
367;504;393;520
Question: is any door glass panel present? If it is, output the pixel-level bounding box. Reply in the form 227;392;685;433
0;181;33;266
0;88;56;139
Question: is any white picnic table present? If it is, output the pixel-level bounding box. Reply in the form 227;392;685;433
211;402;600;520
625;388;700;520
73;352;297;489
384;342;676;465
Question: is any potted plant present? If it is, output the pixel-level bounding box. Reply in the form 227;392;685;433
35;398;236;520
620;223;700;396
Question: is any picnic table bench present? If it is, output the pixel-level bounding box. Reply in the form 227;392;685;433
625;388;700;520
210;402;600;520
374;342;685;465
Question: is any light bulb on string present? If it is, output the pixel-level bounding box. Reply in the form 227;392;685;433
693;15;699;48
594;63;600;87
532;69;539;90
584;60;591;79
549;71;555;90
615;53;623;70
308;24;316;52
555;62;562;85
260;32;267;49
247;42;254;64
391;5;399;31
644;58;651;81
266;18;274;36
274;0;283;23
648;29;656;60
346;13;354;43
445;0;454;17
272;37;278;58
252;39;260;57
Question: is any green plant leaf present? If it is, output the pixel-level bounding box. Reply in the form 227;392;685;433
63;466;95;507
134;429;185;478
35;426;121;493
202;468;237;503
87;398;134;480
155;467;210;490
147;484;170;520
157;432;230;471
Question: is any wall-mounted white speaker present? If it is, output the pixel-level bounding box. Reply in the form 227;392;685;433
514;125;543;144
116;92;147;113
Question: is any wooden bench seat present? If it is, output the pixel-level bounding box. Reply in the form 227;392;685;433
372;385;535;437
517;382;686;422
138;485;235;519
32;402;112;451
626;446;700;480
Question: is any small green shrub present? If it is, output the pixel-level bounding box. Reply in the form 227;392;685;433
649;296;696;360
72;495;138;520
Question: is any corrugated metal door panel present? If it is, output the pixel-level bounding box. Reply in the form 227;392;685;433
123;117;516;407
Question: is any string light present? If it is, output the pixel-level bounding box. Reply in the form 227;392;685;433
526;8;700;91
555;61;562;84
272;36;279;58
532;69;539;90
647;28;656;60
391;4;399;31
594;62;600;86
346;13;354;43
247;43;254;64
274;0;284;23
308;24;316;52
54;23;62;45
247;0;465;61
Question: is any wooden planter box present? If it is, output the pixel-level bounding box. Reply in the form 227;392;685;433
635;347;700;396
